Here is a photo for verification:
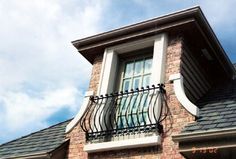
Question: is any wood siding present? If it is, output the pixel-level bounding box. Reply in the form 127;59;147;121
181;45;212;103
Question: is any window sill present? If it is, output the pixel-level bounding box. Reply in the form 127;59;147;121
84;135;161;153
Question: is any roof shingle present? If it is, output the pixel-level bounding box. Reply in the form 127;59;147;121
183;80;236;133
0;119;71;159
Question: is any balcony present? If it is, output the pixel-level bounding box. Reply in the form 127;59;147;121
79;84;167;142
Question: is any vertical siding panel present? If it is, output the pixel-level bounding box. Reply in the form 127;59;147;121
181;45;212;103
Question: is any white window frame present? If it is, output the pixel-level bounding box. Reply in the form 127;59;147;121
85;33;168;152
97;33;168;96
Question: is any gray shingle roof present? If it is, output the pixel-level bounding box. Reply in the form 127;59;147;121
183;80;236;133
0;119;71;159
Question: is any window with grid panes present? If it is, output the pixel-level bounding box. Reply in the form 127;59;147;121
117;57;152;129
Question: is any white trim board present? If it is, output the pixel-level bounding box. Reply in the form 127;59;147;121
84;135;161;153
169;73;199;117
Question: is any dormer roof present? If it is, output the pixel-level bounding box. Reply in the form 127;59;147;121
72;6;235;78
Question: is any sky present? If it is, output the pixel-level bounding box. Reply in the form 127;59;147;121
0;0;236;144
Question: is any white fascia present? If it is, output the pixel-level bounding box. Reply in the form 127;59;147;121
65;91;94;133
169;73;199;117
84;135;161;153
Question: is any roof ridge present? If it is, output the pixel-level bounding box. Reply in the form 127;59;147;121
0;118;72;147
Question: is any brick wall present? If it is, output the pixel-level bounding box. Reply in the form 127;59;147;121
66;125;87;159
160;36;195;159
66;36;195;159
88;55;103;93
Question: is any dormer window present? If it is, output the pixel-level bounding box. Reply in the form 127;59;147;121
97;34;168;96
79;33;168;152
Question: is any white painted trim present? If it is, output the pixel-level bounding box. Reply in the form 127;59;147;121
97;49;118;95
97;49;108;96
151;33;168;84
97;34;168;96
173;127;236;142
107;35;159;53
65;91;94;133
97;35;161;96
149;33;168;122
84;135;161;153
169;73;199;117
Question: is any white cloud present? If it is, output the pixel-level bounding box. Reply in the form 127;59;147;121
129;0;236;61
1;86;81;131
198;1;236;31
130;0;236;29
0;0;109;143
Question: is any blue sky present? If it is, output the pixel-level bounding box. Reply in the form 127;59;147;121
0;0;236;144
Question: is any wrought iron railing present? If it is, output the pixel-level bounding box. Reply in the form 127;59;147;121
79;84;168;141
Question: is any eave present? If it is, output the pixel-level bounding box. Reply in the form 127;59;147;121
172;128;236;159
72;6;235;78
172;127;236;142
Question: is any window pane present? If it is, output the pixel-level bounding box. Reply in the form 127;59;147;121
134;60;142;75
132;114;138;126
119;56;153;128
120;97;127;112
141;93;149;109
139;112;147;125
144;58;152;73
124;62;133;77
120;95;132;114
128;115;137;127
133;77;141;89
117;116;125;129
143;75;150;87
122;79;131;91
131;94;138;110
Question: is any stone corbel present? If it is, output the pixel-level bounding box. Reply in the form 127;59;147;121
169;73;199;117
